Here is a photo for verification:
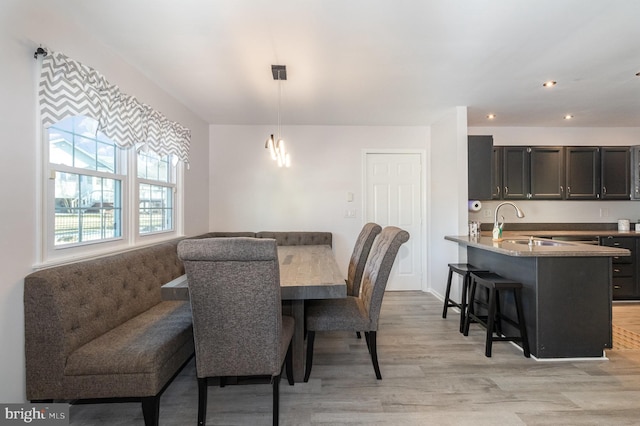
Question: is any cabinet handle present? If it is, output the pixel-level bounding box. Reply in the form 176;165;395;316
613;242;621;246
496;186;501;195
614;285;621;290
560;185;564;194
614;268;621;273
567;186;571;195
504;187;509;196
603;186;607;196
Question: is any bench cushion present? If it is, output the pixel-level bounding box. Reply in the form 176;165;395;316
65;301;192;376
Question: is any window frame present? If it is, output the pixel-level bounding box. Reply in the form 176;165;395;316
38;115;184;267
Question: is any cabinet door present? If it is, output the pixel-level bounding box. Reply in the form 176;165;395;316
492;146;503;199
530;147;565;199
502;147;529;199
601;147;630;200
565;147;600;200
467;135;493;200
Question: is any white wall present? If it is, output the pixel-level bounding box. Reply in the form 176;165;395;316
468;126;640;225
429;107;469;300
210;125;429;282
0;0;210;402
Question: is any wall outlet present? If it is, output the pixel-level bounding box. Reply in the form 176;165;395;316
600;208;610;218
483;208;493;218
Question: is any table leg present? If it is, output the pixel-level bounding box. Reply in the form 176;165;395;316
282;300;305;382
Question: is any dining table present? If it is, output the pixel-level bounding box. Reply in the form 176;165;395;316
162;244;347;382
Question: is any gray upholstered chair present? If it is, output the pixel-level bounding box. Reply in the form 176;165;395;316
304;226;410;381
347;223;382;297
177;237;294;426
347;222;382;339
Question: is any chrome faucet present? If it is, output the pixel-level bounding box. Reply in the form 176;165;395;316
492;202;525;241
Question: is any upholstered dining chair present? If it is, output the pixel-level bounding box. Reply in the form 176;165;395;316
177;237;294;426
347;222;382;297
347;222;382;339
304;226;410;381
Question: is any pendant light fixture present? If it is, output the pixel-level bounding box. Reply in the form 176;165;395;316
265;65;291;167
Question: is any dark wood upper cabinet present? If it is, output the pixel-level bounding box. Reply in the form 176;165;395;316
530;147;565;199
467;135;493;200
502;147;530;199
601;147;630;199
565;147;600;200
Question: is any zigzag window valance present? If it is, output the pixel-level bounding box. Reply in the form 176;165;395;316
39;51;190;165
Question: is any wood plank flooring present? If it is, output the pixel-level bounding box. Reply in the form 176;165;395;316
69;291;640;425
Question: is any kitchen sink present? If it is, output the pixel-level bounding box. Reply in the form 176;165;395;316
504;238;567;247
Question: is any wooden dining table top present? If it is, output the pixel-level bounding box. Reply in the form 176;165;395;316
162;244;347;301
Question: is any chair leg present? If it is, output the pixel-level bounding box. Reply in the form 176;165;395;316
272;373;280;426
485;289;497;357
442;268;454;318
285;340;294;385
368;331;382;380
141;395;160;426
459;272;470;333
304;331;315;382
356;331;361;339
364;331;371;353
463;278;477;336
197;377;208;426
514;288;531;358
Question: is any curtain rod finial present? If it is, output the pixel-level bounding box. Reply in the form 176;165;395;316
34;46;48;59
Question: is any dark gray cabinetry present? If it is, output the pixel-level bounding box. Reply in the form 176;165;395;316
467;135;493;200
492;146;502;199
601;147;630;200
530;147;565;199
502;147;530;199
501;146;564;200
600;236;637;300
565;147;600;200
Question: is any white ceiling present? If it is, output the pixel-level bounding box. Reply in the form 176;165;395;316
60;0;640;127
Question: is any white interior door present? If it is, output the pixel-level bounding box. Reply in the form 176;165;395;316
365;152;423;291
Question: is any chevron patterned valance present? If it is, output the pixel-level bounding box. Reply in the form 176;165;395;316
39;51;190;164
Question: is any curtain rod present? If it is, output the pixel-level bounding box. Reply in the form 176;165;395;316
34;46;48;59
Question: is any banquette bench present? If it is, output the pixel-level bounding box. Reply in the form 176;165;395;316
23;231;331;425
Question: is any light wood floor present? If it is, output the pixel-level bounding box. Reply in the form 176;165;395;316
70;291;640;425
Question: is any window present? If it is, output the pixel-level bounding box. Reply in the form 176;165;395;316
137;151;174;234
44;115;181;263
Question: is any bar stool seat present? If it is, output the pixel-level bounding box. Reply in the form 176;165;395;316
463;271;530;358
442;263;489;333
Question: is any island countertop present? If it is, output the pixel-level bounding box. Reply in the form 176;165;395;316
445;235;630;257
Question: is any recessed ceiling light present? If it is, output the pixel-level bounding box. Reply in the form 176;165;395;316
487;114;496;119
543;80;557;87
636;71;640;76
564;114;573;120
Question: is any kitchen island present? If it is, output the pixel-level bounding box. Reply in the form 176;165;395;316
445;235;630;359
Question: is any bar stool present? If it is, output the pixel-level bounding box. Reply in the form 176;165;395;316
442;263;489;333
463;271;530;358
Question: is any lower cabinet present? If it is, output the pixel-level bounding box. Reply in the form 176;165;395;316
600;236;638;299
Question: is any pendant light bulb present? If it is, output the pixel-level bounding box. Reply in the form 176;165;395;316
265;134;277;160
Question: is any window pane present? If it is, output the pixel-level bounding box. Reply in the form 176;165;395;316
54;172;122;246
49;116;119;173
137;151;171;183
139;183;173;234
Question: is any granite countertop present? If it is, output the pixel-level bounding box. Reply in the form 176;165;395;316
445;235;631;257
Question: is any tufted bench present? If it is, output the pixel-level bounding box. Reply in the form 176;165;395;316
24;239;193;426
